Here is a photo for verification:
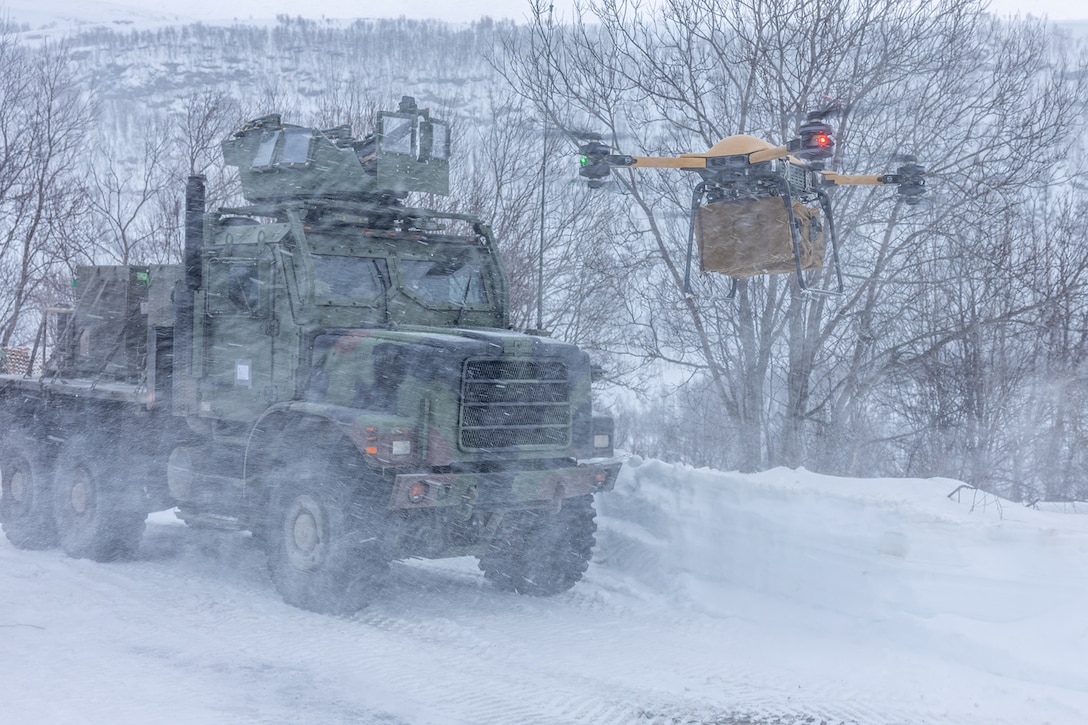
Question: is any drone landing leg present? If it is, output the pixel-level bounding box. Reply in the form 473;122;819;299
777;179;810;294
681;184;705;298
776;178;844;298
816;188;845;296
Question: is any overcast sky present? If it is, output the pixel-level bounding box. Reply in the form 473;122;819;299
951;0;1083;18
189;0;1088;23
2;0;1085;34
223;0;1088;23
5;0;1087;27
276;0;1086;23
373;1;1087;22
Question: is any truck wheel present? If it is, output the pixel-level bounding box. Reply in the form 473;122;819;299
0;436;58;549
52;438;147;561
264;456;390;615
477;494;598;596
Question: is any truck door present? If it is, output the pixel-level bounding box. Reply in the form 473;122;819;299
197;251;278;421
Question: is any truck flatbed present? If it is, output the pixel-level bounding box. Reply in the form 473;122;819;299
0;373;146;406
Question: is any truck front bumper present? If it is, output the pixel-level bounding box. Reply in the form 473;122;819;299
388;459;623;511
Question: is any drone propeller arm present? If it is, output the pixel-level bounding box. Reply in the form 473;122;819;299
592;147;793;172
819;172;889;186
629;145;792;167
821;166;927;204
635;156;707;169
632;145;793;166
624;155;706;169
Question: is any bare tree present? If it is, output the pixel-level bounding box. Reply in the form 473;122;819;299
77;121;178;266
172;89;246;212
175;89;242;177
0;37;95;347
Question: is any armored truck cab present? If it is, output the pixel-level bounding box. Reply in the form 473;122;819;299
0;98;620;614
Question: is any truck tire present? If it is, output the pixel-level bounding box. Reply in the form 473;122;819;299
477;494;597;596
52;437;147;561
0;436;58;549
264;454;390;615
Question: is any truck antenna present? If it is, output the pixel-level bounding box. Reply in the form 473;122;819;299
535;2;554;332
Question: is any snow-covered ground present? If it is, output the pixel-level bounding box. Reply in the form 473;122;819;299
2;458;1086;724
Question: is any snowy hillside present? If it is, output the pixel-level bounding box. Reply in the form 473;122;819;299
3;459;1086;724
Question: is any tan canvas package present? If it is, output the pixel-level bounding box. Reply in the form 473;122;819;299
695;197;825;277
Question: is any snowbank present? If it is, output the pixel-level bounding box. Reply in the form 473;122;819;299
599;458;1088;615
595;457;1088;722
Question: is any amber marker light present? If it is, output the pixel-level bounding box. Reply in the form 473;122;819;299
408;481;429;504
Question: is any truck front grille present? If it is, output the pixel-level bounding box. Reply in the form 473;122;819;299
459;359;571;451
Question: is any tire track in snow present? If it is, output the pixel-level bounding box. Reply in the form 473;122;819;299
348;567;650;724
135;530;940;725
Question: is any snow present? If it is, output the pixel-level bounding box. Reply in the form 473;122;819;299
3;458;1087;724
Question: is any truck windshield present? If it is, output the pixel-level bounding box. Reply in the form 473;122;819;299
312;255;388;302
400;247;488;306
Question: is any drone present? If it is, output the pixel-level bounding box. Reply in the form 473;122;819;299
577;109;926;297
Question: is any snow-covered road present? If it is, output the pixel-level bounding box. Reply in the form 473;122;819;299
3;458;1087;724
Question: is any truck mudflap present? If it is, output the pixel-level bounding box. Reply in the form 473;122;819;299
388;460;622;511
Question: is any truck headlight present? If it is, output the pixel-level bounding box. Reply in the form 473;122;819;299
391;440;412;456
594;434;610;449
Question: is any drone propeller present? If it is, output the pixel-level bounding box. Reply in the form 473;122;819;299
542;116;612;146
566;128;604;141
805;98;850;121
781;97;850;126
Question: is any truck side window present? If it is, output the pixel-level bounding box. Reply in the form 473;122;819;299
312;255;388;303
401;249;487;306
227;263;260;315
207;259;262;316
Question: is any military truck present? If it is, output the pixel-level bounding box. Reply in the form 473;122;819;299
0;97;620;614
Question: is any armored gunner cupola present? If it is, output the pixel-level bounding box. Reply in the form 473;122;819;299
221;96;450;205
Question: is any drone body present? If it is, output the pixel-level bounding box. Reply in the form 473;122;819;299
578;113;926;297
